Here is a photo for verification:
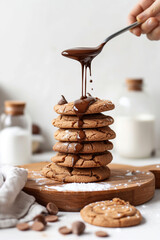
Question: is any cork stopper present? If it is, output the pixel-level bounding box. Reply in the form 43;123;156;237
4;101;26;115
126;78;143;91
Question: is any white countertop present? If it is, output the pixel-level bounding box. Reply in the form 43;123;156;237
1;151;160;240
1;190;160;240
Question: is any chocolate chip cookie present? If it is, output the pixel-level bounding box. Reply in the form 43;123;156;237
53;141;113;154
51;152;112;168
41;163;110;183
52;114;114;129
54;99;115;115
54;127;116;142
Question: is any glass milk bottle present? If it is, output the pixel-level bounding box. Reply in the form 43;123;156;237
115;79;155;158
0;101;31;165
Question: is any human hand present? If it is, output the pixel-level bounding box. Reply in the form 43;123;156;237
128;0;160;40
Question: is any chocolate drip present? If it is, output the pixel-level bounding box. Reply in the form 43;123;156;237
77;130;86;142
61;44;102;166
71;155;80;167
74;97;96;117
74;143;83;152
74;96;96;144
77;119;83;128
62;45;103;99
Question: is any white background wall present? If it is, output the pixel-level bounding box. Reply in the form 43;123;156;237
0;0;160;150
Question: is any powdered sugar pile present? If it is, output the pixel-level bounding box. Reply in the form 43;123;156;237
45;182;111;192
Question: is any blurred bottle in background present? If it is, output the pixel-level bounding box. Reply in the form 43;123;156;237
0;101;31;165
115;79;155;158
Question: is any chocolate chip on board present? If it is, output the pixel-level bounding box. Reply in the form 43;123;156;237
59;226;72;235
45;215;58;222
32;124;41;134
16;222;30;231
58;95;68;105
72;221;85;235
31;221;45;231
33;214;47;226
46;202;58;215
95;231;109;237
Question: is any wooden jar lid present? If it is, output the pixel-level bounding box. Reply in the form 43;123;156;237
126;78;143;91
4;101;26;115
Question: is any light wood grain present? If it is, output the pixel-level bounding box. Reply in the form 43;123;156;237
20;162;155;211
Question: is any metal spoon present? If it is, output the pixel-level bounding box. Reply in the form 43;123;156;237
62;21;141;61
101;21;141;47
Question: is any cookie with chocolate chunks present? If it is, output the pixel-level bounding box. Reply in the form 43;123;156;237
52;114;114;129
53;141;113;154
80;198;142;227
51;152;112;168
41;162;110;183
54;127;116;142
54;99;114;115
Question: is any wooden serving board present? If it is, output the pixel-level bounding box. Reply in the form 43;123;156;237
21;162;155;211
109;163;160;188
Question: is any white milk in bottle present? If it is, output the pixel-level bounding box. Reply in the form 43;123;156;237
0;101;31;165
115;79;155;158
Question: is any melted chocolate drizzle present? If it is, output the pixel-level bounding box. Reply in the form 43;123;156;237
62;46;103;98
71;155;80;166
61;45;102;166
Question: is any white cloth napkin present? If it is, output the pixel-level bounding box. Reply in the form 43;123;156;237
0;165;47;228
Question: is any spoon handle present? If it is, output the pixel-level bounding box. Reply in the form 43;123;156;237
102;21;141;45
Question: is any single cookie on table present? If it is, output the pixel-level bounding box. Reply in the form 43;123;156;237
41;162;110;183
52;114;114;129
51;151;112;168
54;127;116;142
53;140;113;154
80;198;142;228
54;99;115;115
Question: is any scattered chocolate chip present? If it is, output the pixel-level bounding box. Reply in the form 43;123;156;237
45;215;58;222
72;221;85;235
87;92;92;97
31;221;45;231
46;202;58;215
58;95;68;105
59;226;72;235
32;124;41;134
33;214;47;225
16;222;30;231
95;231;109;237
151;149;156;156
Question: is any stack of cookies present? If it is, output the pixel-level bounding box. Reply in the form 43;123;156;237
42;98;115;183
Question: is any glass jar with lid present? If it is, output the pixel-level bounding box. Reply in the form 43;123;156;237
0;101;31;165
115;78;155;158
